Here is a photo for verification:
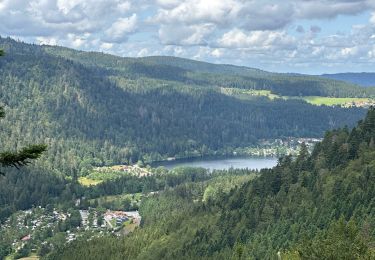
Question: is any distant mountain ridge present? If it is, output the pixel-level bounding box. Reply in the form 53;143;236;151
0;36;370;175
321;72;375;87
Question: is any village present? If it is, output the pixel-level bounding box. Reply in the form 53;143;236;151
79;209;141;234
341;99;375;108
231;137;323;157
0;206;141;258
94;164;151;177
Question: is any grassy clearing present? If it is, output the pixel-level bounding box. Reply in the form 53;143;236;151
79;165;151;187
18;254;40;260
86;170;126;181
219;87;374;107
301;96;371;106
219;88;280;100
78;177;102;186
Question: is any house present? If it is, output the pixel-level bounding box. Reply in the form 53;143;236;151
21;234;31;241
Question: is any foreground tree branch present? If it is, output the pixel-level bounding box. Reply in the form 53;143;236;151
0;50;47;175
0;144;47;170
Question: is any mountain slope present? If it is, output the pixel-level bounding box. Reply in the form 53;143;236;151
47;108;375;259
42;44;375;98
0;36;370;175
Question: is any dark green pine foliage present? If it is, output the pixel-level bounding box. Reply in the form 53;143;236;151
0;37;370;176
46;108;375;259
0;51;46;174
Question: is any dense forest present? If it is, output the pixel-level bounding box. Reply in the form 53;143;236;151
45;108;375;259
0;36;374;259
42;47;375;97
0;37;370;176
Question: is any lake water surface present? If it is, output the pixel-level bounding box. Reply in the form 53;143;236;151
153;157;278;171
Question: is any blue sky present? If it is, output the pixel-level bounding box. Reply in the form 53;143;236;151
1;0;375;74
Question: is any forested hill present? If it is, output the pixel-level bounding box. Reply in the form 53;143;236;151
321;72;375;87
48;108;375;260
42;46;375;97
0;36;370;175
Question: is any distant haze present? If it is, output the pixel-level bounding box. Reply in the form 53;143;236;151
321;73;375;87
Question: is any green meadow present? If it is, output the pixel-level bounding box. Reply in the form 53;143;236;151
301;96;372;106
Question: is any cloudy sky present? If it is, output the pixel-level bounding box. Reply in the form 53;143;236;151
1;0;375;74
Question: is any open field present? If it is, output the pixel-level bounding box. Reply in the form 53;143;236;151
6;253;40;260
79;165;152;187
19;257;39;260
220;88;279;100
219;87;374;107
301;96;373;106
78;177;103;186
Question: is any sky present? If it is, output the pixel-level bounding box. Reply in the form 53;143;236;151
1;0;375;74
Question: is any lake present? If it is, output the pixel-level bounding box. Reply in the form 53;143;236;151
152;156;278;171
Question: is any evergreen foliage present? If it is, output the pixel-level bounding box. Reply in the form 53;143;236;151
0;37;368;175
0;50;46;174
1;37;375;259
46;108;375;259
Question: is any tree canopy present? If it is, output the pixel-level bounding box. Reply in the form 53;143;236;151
0;50;46;174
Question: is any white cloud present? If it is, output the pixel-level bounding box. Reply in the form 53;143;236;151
294;0;371;19
239;2;294;31
56;0;81;14
105;14;138;43
0;0;375;73
100;42;113;50
158;23;214;46
211;48;223;58
156;0;180;8
153;0;241;25
371;12;375;24
218;29;296;50
368;46;375;58
341;46;359;57
118;2;132;13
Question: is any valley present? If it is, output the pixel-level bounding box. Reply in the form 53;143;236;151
0;37;374;259
43;108;375;259
0;36;370;178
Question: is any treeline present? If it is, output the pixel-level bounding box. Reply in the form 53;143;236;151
0;37;367;175
46;108;375;259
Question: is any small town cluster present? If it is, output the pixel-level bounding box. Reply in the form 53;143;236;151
0;206;141;257
233;137;322;157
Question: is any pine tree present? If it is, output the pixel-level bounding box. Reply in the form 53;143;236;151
0;51;47;174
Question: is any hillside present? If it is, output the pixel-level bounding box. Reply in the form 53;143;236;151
42;46;375;98
46;108;375;259
0;36;371;175
321;72;375;87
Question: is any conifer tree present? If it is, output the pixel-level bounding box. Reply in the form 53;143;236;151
0;51;46;174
